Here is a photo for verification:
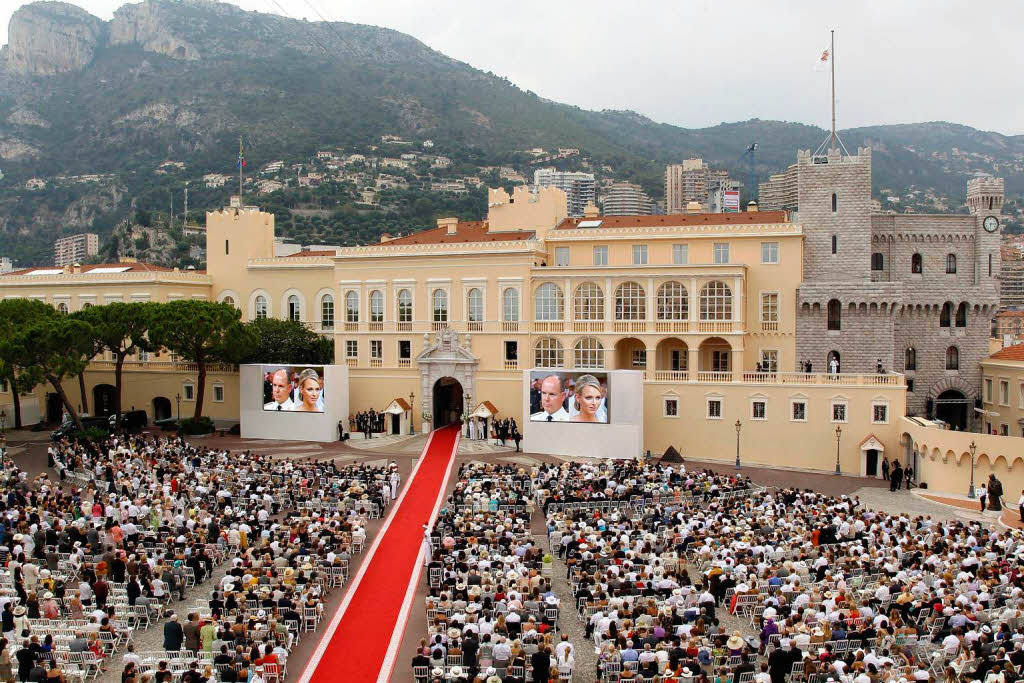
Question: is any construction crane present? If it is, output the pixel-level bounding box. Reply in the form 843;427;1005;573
741;142;758;205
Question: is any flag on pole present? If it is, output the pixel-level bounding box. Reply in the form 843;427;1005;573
820;48;830;62
814;47;831;72
237;150;246;169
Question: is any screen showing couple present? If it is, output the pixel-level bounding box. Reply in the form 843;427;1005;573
262;365;326;413
529;371;610;424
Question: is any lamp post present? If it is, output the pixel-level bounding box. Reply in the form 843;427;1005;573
175;393;181;423
464;391;472;437
734;419;742;469
409;392;415;435
834;424;842;474
967;440;977;499
0;409;6;433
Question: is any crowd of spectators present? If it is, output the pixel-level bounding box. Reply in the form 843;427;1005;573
0;432;394;682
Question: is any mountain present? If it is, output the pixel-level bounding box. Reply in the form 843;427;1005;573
1;0;1022;266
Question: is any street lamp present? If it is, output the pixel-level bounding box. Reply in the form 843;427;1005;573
734;419;742;469
834;424;842;474
464;392;473;437
409;392;415;435
175;393;181;422
968;440;977;499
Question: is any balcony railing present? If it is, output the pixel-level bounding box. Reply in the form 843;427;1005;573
696;321;734;333
344;322;358;332
534;321;564;332
761;321;779;332
368;321;383;331
345;358;357;367
504;360;519;371
87;360;237;373
468;321;483;332
573;321;605;333
502;321;520;333
370;358;382;368
613;321;647;333
397;322;413;332
654;321;689;333
431;322;448;331
642;370;905;387
398;358;411;368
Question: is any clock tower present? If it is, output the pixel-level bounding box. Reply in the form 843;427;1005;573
966;176;1004;285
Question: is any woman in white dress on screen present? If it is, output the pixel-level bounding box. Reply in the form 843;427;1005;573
291;368;324;412
570;374;606;423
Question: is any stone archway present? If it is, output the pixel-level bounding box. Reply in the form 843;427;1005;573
927;375;977;430
416;328;478;431
432;377;464;427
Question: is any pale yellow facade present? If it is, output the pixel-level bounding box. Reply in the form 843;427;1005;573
0;191;925;485
980;349;1024;438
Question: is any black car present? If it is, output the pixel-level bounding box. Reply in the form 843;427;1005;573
50;416;111;441
109;410;148;433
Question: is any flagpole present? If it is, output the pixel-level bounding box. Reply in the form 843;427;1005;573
830;29;836;152
237;135;243;205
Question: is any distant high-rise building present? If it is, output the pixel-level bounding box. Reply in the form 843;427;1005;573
54;233;99;267
707;177;743;213
601;182;654;216
1001;254;1024;309
0;257;12;274
534;168;596;217
665;159;732;214
758;166;799;211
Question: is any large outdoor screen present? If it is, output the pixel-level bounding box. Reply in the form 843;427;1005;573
262;365;326;413
529;370;610;424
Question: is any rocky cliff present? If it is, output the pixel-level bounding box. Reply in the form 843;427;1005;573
108;0;199;61
4;1;105;75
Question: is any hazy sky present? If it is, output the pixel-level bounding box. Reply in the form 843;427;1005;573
3;0;1022;135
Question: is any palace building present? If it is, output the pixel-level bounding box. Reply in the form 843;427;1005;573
0;151;1011;482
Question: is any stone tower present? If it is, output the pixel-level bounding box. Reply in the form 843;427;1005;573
966;176;1004;289
795;147;897;374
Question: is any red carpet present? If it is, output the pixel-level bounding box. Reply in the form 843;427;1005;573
299;425;460;683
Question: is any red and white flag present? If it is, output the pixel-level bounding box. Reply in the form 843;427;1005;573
820;48;831;62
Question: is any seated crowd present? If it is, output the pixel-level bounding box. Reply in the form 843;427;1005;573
0;432;395;682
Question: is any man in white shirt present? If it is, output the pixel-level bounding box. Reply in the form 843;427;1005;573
530;375;570;422
264;369;296;411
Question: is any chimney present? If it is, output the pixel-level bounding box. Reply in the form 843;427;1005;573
686;201;702;214
583;203;600;218
746;201;759;213
437;217;459;235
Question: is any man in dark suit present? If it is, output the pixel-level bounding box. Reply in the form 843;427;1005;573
530;646;551;683
163;613;184;652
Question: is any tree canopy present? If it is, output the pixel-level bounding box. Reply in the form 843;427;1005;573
239;317;334;365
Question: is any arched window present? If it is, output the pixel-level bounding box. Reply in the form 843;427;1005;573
397;289;413;323
946;346;959;370
534;283;564;321
955;302;967;328
502;288;519;322
657;281;688;320
287;295;301;321
345;291;359;323
369;290;384;323
871;253;884;271
255;295;268;319
614;282;646;320
827;299;841;331
55;302;68;315
904;347;916;371
699;281;732;321
534;337;564;368
939;302;953;328
221;296;235;308
466;288;483;323
320;294;334;330
574;337;605;369
946;253;957;274
432;289;448;323
831;192;838;212
911;253;923;274
573;282;604;321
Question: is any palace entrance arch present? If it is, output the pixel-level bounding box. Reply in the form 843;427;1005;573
416;328;478;431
